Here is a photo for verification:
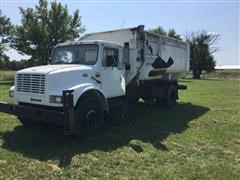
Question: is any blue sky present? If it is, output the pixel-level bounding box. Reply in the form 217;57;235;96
1;0;239;65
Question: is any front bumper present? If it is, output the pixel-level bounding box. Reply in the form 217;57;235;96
0;101;64;125
0;90;75;135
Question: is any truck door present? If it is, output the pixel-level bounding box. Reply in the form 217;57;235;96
101;46;125;98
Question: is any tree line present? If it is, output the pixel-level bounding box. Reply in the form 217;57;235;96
0;0;219;79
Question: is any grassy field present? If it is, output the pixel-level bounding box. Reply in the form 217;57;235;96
183;69;240;80
0;71;16;81
0;76;240;179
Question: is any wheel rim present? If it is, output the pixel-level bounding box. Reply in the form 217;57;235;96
83;108;98;131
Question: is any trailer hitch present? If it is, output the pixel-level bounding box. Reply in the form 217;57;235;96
63;90;75;135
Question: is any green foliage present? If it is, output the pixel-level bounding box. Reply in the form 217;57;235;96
0;78;240;178
167;28;182;40
149;26;167;36
0;11;14;36
16;0;85;65
186;31;219;79
149;26;182;40
0;10;14;58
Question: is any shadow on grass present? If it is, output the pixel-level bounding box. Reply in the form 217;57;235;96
1;102;209;168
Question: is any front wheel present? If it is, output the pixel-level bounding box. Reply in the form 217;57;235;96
75;97;104;136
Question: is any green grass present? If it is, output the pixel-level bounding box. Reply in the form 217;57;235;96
0;78;240;179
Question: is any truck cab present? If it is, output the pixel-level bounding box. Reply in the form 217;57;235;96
11;40;126;107
7;40;128;135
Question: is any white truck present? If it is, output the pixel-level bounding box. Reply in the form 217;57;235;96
0;25;190;135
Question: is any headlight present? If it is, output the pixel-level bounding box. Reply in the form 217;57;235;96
9;86;15;98
49;95;63;103
9;90;14;97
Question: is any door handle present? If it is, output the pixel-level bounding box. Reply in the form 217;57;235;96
91;76;102;84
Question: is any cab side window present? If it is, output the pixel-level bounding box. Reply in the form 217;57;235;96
102;47;119;67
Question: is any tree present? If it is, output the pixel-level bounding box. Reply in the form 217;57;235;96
16;0;85;65
149;26;182;40
185;31;220;79
0;11;14;59
149;26;167;36
167;28;182;40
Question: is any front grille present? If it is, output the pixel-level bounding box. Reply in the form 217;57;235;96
17;74;45;94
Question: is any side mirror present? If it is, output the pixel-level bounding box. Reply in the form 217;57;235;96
125;64;130;70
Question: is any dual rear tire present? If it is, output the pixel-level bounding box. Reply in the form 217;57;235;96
155;84;177;107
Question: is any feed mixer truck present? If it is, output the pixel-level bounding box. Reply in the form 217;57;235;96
0;25;190;135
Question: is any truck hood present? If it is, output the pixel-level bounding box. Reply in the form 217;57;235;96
17;64;92;74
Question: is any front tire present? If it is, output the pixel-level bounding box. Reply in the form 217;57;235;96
75;97;104;136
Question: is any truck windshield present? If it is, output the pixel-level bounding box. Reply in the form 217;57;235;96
51;44;98;65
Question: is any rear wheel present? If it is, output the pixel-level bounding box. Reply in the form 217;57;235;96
164;84;177;107
75;97;104;136
155;84;177;108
